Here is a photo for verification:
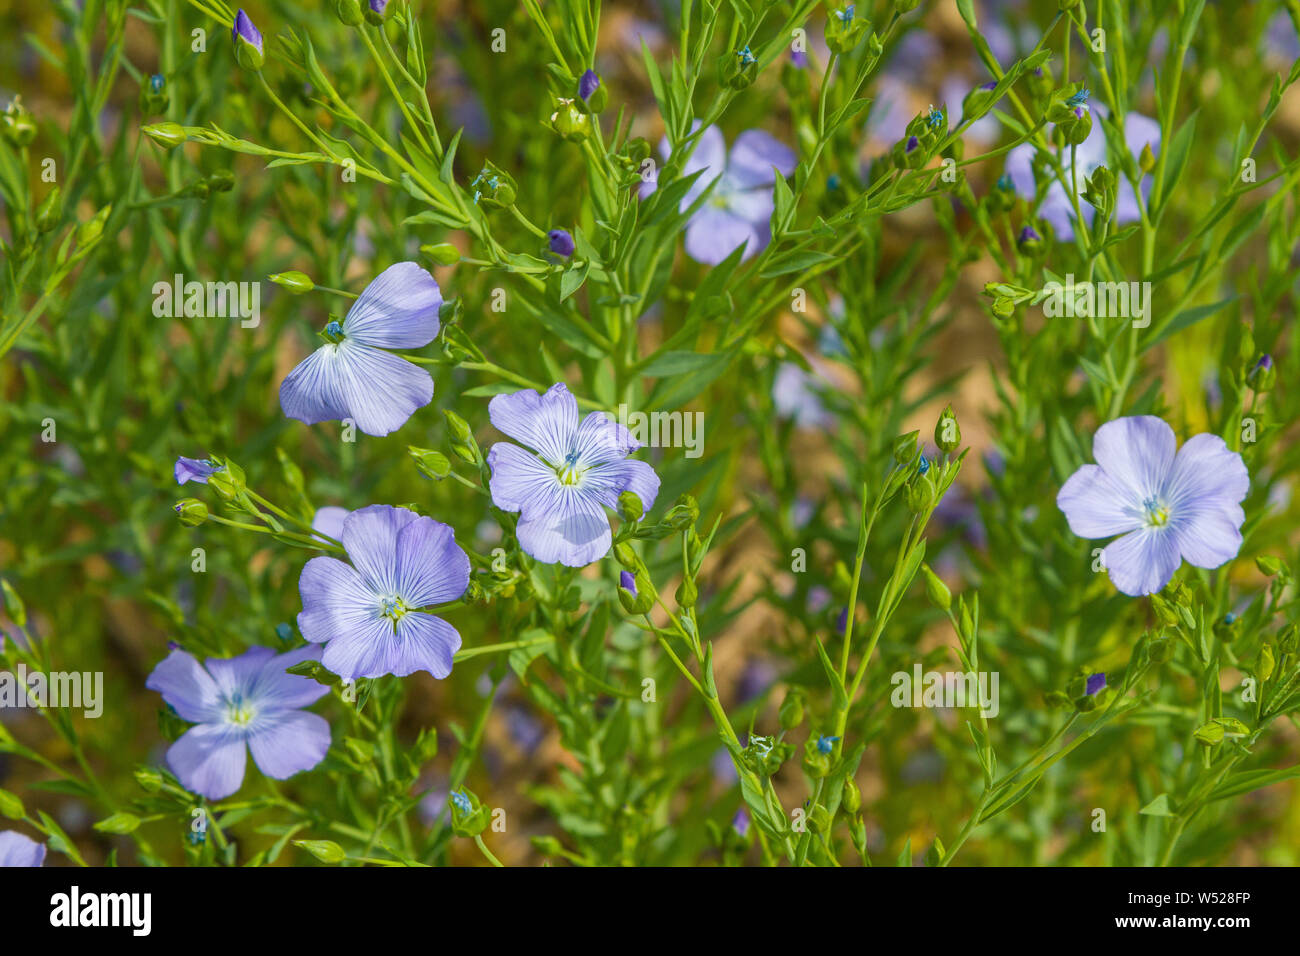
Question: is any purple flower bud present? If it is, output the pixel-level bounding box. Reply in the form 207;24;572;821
732;808;750;836
548;228;575;258
980;81;997;91
232;9;262;56
619;570;637;595
836;606;849;634
1255;354;1273;370
1085;672;1106;696
578;69;600;102
369;0;388;14
1018;225;1041;245
790;49;809;69
905;135;919;153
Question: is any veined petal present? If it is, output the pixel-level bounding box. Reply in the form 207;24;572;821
146;649;224;723
488;384;579;465
205;646;277;703
341;261;442;349
1163;433;1249;510
581;458;661;514
1057;464;1143;538
727;129;796;189
249;645;329;711
248;710;330;779
1172;499;1245;570
516;492;612;567
388;612;462;679
724;184;776;228
487;441;562;514
572;410;640;463
312;506;349;541
1101;527;1181;597
342;505;418;595
166;723;248;800
1092;416;1177;503
394;514;471;607
319;614;403;681
297;555;380;647
280;341;433;437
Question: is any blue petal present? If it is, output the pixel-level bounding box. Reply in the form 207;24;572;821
280;340;433;437
342;261;442;349
488;383;579;465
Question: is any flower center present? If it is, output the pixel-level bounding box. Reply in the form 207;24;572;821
380;594;410;624
226;692;255;726
556;450;587;486
1142;496;1171;527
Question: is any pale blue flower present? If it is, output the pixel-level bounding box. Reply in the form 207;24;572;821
640;123;796;265
487;383;659;567
146;645;331;800
280;262;442;437
298;505;469;681
0;831;45;867
1057;416;1249;596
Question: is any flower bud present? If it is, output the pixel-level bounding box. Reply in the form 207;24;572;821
76;204;112;246
468;161;517;207
174;498;209;526
1257;644;1275;683
841;776;862;814
666;494;699;530
443;408;473;443
268;271;315;293
904;473;935;514
617;490;644;523
1246;354;1275;392
336;0;364;26
409;446;451;480
614;542;640;569
825;4;869;55
778;689;806;730
143;121;188;150
364;0;393;26
449;789;490;837
576;69;607;113
139;74;170;116
1;97;36;147
232;10;265;72
934;404;960;453
892;430;920;464
548;229;576;259
548;98;591;143
422;242;460;265
920;563;952;611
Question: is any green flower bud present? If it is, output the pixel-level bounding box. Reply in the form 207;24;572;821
1193;721;1225;746
449;789;490;837
1139;142;1156;173
841;776;862;814
548;98;591;142
935;403;960;453
422;242;460;265
443;408;473;442
1257;643;1275;683
666;494;699;530
1279;625;1298;656
614;542;640;569
1147;636;1173;663
409;446;451;480
920;563;952;611
75;204;112;246
468;161;517;208
138;74;170;116
205;458;245;502
268;271;315;293
779;689;806;731
1255;555;1283;576
142;121;188;150
618;491;644;523
892;430;920;464
1;97;37;147
1082;165;1117;218
133;767;164;793
336;0;364;26
174;498;209;526
904;473;935;514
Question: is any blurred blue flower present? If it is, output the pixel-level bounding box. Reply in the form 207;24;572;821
146;644;331;799
487;384;660;567
0;831;45;867
1057;416;1248;596
280;261;442;437
640;122;796;265
1005;108;1160;241
297;505;469;680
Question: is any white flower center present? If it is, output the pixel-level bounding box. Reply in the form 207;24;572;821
225;692;256;726
1142;496;1171;528
556;450;588;486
